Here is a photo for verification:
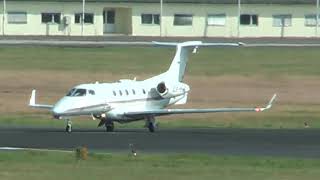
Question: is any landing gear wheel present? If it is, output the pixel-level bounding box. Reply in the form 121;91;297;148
148;122;155;133
66;124;72;133
65;120;72;133
105;122;114;132
146;116;156;133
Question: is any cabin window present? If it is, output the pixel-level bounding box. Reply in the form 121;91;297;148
132;89;136;95
142;89;146;94
125;90;129;95
119;90;123;96
89;90;95;95
113;91;116;96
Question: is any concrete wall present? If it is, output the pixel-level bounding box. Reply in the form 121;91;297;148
132;3;318;37
2;2;103;36
239;4;317;37
0;3;3;35
0;1;318;37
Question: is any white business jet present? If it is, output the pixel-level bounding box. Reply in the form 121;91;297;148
29;41;276;133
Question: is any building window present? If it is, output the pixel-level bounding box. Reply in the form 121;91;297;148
207;14;226;26
113;91;116;96
41;13;61;24
142;89;146;94
174;14;193;26
119;90;122;96
240;14;258;26
132;89;136;95
125;90;129;95
7;12;27;24
141;14;160;25
273;15;292;27
75;13;94;24
305;14;320;26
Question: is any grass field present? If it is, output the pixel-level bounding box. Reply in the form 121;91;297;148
0;46;320;76
0;45;319;129
1;150;320;180
1;45;320;179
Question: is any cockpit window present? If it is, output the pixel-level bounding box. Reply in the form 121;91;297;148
73;89;86;96
66;88;86;97
66;88;76;96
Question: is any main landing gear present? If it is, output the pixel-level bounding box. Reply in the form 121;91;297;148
105;121;114;132
146;116;157;133
65;119;72;133
97;118;115;132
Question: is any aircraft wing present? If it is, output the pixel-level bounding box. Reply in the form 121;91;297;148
29;90;54;109
124;94;276;117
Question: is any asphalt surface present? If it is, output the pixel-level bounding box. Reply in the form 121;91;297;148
0;127;320;157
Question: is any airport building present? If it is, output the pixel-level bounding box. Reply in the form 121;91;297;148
0;0;319;37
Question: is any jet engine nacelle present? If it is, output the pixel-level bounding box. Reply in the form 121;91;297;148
156;82;189;99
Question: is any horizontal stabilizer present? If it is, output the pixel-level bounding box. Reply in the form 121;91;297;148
153;41;244;47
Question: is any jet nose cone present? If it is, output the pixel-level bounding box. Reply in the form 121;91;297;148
52;106;64;119
52;100;68;118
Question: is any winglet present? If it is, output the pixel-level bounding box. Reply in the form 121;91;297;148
238;42;246;46
255;94;277;112
28;89;54;109
29;89;36;106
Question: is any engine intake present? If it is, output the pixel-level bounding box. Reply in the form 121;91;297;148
157;82;167;94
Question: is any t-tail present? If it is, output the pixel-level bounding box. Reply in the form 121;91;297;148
153;41;243;82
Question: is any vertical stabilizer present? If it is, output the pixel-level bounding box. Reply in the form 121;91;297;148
152;41;241;82
166;41;202;82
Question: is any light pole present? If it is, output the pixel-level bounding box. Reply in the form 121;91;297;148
81;0;85;36
316;0;319;37
237;0;241;38
2;0;6;35
160;0;163;37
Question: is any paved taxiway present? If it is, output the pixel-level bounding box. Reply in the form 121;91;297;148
0;127;319;157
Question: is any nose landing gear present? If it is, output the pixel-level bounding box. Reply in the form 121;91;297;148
65;119;72;133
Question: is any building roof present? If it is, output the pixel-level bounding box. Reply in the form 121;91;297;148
8;0;317;4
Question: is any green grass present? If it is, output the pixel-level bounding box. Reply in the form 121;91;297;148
1;46;320;76
0;150;320;180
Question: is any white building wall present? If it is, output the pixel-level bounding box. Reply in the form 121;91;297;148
239;4;317;37
132;3;239;37
0;4;3;35
0;2;4;35
3;2;104;36
131;4;160;36
0;1;318;37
